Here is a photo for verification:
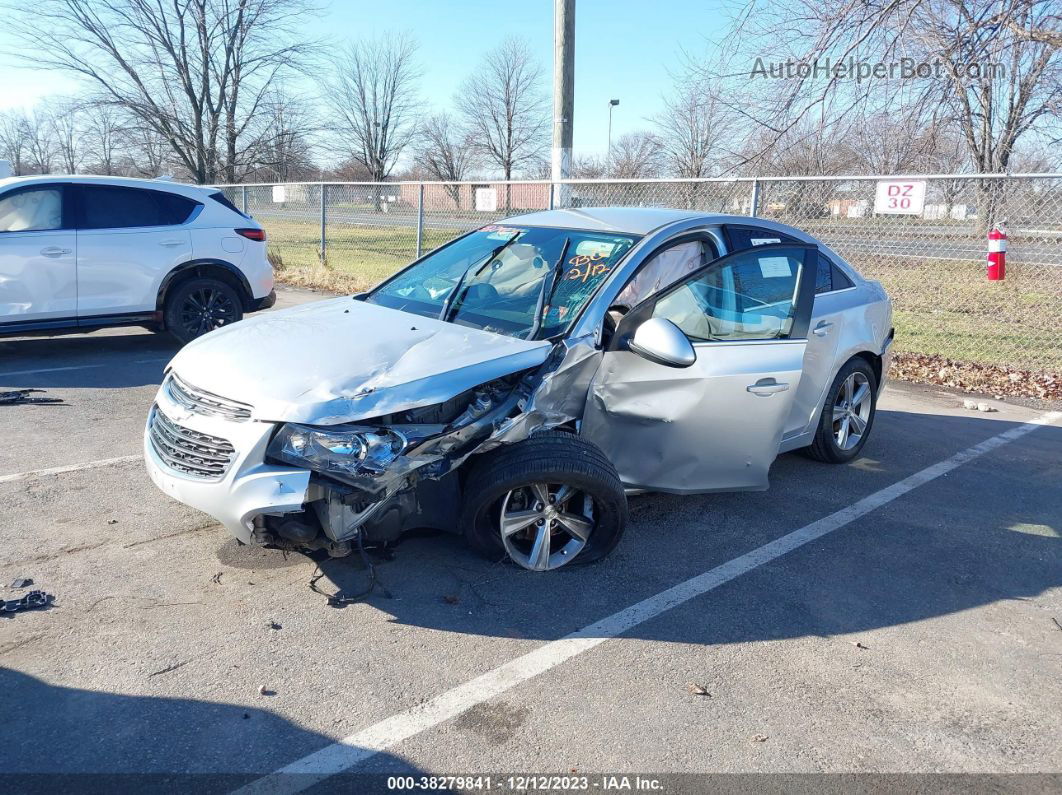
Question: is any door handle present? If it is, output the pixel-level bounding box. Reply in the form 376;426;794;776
40;246;72;257
746;380;790;396
813;321;834;337
159;239;184;247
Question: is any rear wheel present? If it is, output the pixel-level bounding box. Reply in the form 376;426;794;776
164;278;243;345
461;432;627;571
804;358;878;463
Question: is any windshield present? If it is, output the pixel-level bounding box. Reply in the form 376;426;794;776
366;225;639;339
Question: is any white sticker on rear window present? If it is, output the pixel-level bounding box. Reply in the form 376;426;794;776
758;256;793;278
750;237;781;246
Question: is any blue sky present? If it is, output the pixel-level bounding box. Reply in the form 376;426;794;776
0;0;736;160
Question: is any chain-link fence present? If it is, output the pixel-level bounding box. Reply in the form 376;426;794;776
218;175;1062;378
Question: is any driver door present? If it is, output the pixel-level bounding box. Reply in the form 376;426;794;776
581;241;817;493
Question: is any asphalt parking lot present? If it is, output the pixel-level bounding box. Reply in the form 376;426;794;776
1;286;1060;791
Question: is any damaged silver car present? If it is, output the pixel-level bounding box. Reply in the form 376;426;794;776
145;208;893;571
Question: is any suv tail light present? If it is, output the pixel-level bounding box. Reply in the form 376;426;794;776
235;228;266;242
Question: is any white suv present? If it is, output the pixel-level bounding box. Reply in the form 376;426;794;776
0;175;274;343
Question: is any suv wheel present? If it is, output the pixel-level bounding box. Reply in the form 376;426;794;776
461;432;628;571
804;357;878;463
164;278;243;344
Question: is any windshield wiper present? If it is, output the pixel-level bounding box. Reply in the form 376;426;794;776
439;231;521;323
526;237;571;340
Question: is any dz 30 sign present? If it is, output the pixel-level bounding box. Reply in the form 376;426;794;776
874;180;926;215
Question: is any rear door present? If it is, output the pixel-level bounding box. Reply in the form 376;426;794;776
74;185;197;317
581;241;817;493
0;183;77;324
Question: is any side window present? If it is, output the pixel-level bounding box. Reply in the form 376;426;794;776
831;262;854;290
615;238;715;308
79;186;198;230
725;225;797;252
814;254;833;294
0;187;63;232
815;253;855;295
651;246;805;342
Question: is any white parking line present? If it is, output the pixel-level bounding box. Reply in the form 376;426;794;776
240;409;1061;794
0;356;170;379
0;455;143;484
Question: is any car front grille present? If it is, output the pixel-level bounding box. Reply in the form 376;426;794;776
164;372;252;422
148;405;236;481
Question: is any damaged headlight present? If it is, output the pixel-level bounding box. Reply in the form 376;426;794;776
268;424;408;478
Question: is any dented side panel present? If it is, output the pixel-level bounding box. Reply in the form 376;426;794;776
580;341;807;493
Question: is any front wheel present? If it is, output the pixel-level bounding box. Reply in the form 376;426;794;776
164;278;244;345
804;357;878;463
461;432;628;571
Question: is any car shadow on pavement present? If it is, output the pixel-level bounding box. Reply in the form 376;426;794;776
0;331;178;390
308;411;1061;647
0;667;427;792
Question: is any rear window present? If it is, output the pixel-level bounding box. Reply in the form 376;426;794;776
210;191;250;219
79;186;199;230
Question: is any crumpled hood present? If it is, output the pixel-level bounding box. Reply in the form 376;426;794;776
167;297;553;424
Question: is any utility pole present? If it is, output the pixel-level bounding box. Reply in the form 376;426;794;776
552;0;575;209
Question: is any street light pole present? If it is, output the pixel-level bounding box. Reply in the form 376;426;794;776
607;98;620;167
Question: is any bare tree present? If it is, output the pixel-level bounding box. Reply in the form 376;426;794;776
8;0;319;183
326;33;421;187
457;36;549;195
413;112;476;206
82;103;129;176
0;111;29;175
22;108;56;175
654;78;741;178
571;154;607;178
47;99;86;174
608;131;665;178
247;90;318;182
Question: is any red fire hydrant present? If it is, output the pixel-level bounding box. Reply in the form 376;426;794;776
987;226;1007;281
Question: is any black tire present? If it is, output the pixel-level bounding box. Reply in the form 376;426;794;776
164;277;244;345
803;357;878;463
461;431;628;570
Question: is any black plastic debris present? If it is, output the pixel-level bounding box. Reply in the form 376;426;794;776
0;389;64;406
1;590;54;616
8;577;33;589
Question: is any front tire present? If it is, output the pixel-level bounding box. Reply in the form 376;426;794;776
461;432;628;571
164;278;244;345
804;357;878;463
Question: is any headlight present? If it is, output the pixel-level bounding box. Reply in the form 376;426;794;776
268;424;408;478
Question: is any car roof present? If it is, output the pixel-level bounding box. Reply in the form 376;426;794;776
504;206;817;241
0;174;215;199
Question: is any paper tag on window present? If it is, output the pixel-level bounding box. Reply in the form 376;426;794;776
750;237;781;246
758;256;792;278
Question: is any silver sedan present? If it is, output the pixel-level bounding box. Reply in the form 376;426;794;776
146;208;893;572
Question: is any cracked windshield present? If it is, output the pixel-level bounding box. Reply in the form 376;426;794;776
366;225;638;339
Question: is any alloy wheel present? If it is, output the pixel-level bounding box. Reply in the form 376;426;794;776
178;287;239;338
832;371;872;451
499;482;596;571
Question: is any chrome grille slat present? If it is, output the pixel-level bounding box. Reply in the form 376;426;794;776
165;373;252;421
148;406;235;480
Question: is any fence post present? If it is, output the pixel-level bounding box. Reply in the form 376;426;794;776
749;180;760;217
319;184;327;263
548;181;555;211
241;185;248;215
415;183;425;258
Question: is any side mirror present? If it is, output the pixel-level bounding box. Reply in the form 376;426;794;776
626;317;697;368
